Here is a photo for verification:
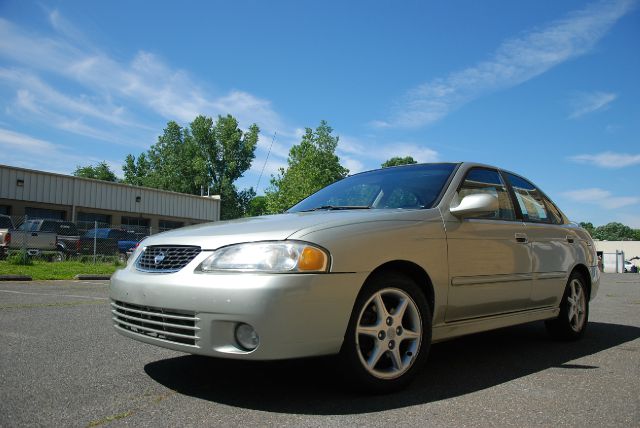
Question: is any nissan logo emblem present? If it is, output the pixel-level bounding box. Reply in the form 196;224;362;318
154;252;166;265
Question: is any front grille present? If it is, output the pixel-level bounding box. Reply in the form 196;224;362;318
136;245;201;273
111;300;199;346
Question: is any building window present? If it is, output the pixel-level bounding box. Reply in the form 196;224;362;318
25;207;65;220
121;216;151;239
77;212;112;232
0;205;10;215
159;220;184;232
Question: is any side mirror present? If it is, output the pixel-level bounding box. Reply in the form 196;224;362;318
450;193;499;217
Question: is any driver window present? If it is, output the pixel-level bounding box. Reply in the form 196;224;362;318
456;168;516;220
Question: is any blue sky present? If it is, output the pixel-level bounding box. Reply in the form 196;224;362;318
0;0;638;226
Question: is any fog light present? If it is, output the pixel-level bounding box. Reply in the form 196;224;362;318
235;323;259;351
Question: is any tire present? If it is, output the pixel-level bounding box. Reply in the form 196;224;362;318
53;251;65;262
340;271;431;393
545;271;589;340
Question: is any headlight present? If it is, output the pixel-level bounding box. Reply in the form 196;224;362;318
198;241;329;273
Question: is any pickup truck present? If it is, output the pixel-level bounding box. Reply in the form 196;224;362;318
79;228;138;260
0;214;14;259
8;219;80;258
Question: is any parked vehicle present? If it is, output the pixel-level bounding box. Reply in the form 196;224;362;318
80;228;138;259
8;219;79;259
111;162;600;392
0;214;14;259
8;219;58;256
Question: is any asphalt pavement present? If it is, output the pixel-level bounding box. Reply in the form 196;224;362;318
0;274;638;427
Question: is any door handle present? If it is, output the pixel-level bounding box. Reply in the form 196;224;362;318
515;233;528;243
566;235;575;243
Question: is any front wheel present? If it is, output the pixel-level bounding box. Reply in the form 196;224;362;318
545;272;589;340
340;272;431;393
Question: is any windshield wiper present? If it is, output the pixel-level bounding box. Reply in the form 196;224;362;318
300;205;371;212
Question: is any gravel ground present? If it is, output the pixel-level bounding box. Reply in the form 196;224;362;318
0;274;638;427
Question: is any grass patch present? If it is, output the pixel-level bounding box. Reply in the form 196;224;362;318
0;260;120;280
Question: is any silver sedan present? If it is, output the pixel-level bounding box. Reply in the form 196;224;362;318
110;162;599;392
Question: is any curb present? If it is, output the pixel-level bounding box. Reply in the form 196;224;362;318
0;275;33;281
74;274;112;280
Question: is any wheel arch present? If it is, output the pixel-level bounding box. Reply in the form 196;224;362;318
571;264;592;299
365;260;435;320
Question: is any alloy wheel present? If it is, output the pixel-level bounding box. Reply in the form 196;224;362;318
355;288;422;379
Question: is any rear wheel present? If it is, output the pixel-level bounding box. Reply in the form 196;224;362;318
340;272;431;393
545;272;589;340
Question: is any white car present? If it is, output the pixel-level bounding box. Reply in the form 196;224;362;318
111;162;599;392
624;260;634;272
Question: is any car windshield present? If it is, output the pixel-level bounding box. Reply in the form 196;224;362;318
288;163;457;213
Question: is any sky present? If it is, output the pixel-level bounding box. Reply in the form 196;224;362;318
0;0;638;227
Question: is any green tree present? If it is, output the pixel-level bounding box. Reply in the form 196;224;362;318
123;115;259;219
73;161;119;182
592;222;637;241
579;222;595;237
266;121;349;213
123;153;150;187
381;156;417;168
247;195;268;217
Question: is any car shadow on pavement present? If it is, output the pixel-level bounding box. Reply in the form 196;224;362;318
144;321;639;415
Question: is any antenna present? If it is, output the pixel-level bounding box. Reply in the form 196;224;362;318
256;131;276;192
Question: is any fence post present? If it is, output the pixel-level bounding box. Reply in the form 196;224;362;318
93;220;97;264
22;214;28;265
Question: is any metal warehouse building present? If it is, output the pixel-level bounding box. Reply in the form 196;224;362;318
0;164;220;233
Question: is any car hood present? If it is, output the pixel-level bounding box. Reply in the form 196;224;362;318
141;209;435;250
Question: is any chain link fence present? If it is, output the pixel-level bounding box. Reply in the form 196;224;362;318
0;215;160;264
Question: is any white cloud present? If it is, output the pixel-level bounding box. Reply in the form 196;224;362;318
0;128;121;174
568;91;617;119
0;128;59;154
570;151;640;168
342;157;365;174
0;14;286;141
563;188;639;209
374;0;635;128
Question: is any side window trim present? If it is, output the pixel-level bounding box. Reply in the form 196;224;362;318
499;170;525;221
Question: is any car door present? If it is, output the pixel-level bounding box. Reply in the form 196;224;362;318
503;173;576;308
444;168;532;322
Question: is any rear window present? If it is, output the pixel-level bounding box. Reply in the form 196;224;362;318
56;223;79;236
84;229;110;239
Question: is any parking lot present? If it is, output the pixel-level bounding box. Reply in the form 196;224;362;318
0;274;638;427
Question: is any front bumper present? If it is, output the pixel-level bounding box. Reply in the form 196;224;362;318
110;261;366;360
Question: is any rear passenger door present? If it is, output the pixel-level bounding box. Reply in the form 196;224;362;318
504;173;575;308
444;168;532;321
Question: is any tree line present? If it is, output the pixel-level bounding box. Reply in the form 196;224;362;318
578;222;640;241
74;115;417;220
72;114;637;240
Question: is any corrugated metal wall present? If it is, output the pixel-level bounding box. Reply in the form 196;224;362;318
0;164;220;221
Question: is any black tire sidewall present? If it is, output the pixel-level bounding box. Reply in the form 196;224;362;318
547;272;589;340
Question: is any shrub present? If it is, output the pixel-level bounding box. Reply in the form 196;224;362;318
7;250;33;266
